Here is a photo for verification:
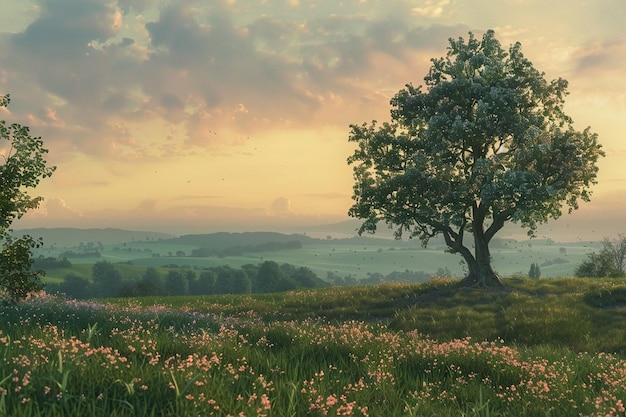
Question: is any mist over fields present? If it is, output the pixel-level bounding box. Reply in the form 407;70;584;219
17;222;604;283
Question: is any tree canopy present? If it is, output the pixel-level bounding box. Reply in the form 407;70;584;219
348;31;604;286
0;94;55;302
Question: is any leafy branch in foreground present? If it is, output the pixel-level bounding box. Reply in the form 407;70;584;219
0;94;56;303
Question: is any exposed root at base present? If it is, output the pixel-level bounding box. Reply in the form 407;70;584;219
460;274;505;288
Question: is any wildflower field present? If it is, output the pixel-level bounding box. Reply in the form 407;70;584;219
1;278;626;416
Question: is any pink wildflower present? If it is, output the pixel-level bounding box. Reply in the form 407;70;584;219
260;393;271;410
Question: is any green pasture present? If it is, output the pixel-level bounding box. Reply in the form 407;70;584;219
38;237;601;284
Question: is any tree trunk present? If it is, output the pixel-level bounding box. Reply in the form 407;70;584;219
459;205;504;287
441;212;504;287
461;233;504;287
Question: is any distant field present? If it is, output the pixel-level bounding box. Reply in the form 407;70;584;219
33;230;603;282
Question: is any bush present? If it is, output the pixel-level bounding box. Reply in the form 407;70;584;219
575;248;625;278
0;236;45;303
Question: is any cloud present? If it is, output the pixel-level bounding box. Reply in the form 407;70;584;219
301;192;350;201
0;0;622;240
0;0;554;167
269;196;292;216
117;0;156;13
136;198;158;212
12;0;122;58
142;3;298;99
411;0;451;18
2;1;150;161
65;201;343;234
573;39;626;76
405;24;469;49
28;198;84;219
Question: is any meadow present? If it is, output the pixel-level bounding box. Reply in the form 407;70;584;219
1;277;625;416
31;228;602;284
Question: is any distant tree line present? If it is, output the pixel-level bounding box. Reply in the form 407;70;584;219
47;260;328;299
56;241;104;259
190;241;302;257
59;250;101;258
540;258;569;267
32;256;72;270
328;267;452;286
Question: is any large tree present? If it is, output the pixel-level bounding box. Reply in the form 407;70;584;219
0;94;55;302
348;31;604;286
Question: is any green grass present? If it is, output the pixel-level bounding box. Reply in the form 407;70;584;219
38;238;602;283
1;277;626;416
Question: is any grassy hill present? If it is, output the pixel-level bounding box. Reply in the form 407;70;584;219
160;231;315;248
115;276;626;355
15;227;174;246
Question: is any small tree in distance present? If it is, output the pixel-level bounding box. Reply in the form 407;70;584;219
92;261;123;298
0;94;56;303
348;31;604;287
528;263;541;279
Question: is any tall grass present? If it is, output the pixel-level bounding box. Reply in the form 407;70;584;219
0;277;625;416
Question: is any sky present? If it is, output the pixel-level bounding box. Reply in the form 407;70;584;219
1;0;625;240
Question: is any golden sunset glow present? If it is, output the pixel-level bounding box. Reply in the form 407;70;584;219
1;0;624;239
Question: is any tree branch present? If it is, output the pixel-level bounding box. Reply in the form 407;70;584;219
485;208;515;242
